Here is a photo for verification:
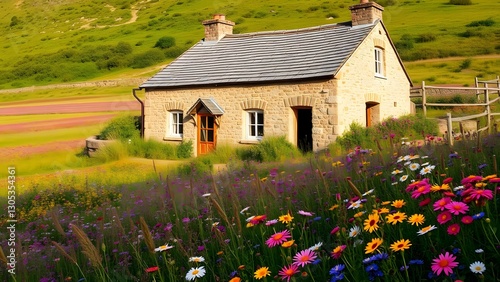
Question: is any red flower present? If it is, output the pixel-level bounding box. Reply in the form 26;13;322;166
146;266;159;273
419;198;432;207
447;223;460;235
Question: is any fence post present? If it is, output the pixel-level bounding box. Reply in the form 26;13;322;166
486;84;491;134
422;81;426;117
447;112;453;146
475;76;480;101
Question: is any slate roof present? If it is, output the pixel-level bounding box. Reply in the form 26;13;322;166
140;21;377;89
187;98;225;115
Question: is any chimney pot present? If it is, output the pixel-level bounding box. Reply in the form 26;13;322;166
349;1;384;26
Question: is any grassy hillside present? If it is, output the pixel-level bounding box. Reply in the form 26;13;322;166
0;0;499;89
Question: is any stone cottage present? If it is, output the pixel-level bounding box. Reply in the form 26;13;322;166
137;0;412;156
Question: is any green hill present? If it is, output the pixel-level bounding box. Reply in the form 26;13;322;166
1;0;499;89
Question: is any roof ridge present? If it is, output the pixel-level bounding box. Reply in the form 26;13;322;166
224;21;353;39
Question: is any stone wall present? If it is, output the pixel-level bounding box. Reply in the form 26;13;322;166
144;79;339;154
335;21;411;133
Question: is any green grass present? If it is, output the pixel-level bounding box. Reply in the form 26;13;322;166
0;0;499;88
0;124;101;148
0;86;137;103
0;112;109;125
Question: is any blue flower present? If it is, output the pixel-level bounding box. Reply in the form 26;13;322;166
330;272;345;282
329;264;346;275
478;163;488;170
473;212;485;220
365;263;379;272
409;259;423;265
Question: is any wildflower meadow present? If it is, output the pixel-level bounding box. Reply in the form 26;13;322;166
1;132;499;281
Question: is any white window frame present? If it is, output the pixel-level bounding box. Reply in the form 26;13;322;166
374;47;384;77
247;110;264;140
168;111;183;138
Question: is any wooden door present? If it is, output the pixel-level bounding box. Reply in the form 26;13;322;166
198;114;216;155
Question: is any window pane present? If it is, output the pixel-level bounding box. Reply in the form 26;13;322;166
208;130;214;141
208;116;214;128
249;112;256;125
201;129;207;141
250;125;255;137
257;125;264;137
179;124;183;134
201;116;207;128
257;112;264;124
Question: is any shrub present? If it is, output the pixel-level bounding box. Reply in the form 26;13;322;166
335;123;374;150
154;36;176;49
466;18;495;27
99;115;140;140
415;33;436;43
129;49;165;68
449;0;472;5
237;136;301;162
176;140;193;159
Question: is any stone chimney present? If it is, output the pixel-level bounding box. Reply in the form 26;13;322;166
349;0;384;26
202;14;235;41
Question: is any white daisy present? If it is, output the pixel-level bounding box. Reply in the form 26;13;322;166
417;225;437;236
409;154;420;160
202;193;211;197
409;163;421;171
362;189;374;197
399;175;408;182
392;169;403;175
189;256;205;263
348;200;362;209
240;206;250;214
155;244;174;252
453;185;465;191
308;242;323;251
349;226;361;238
419;165;435;175
469;261;486;274
475;249;484;253
185;266;206;281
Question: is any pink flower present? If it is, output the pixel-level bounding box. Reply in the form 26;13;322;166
444;201;469;215
331;245;346;259
419;198;431;207
330;226;340;235
461;175;483;184
433;197;451;211
447;223;461;235
278;264;299;282
461;215;473;224
431;252;459;276
292;249;317;267
437;211;453;225
266;230;292;248
467;189;493;201
411;184;431;199
443;177;453;184
298;210;314;217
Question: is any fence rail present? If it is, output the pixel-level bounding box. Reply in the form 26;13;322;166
411;76;500;145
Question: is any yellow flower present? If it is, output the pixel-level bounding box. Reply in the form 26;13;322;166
279;213;294;224
391;200;406;209
254;266;271;279
229;277;241;282
431;183;451;192
363;213;380;233
373;207;390;214
407;214;425;226
281;240;295;248
354;211;365;218
386;211;407;225
390;239;412;252
329;204;339;211
381;201;391;206
365;238;383;254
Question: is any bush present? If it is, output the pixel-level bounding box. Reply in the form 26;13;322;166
237;136;301;162
129;49;165;68
449;0;472;5
415;33;436;43
99;115;140;140
176;140;193;158
466;18;495;27
154;36;176;49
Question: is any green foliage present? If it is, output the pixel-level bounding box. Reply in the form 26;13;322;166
415;33;437;43
10;16;20;27
176;140;193;158
236;136;302;162
466;18;495;27
154;36;176;49
94;141;129;162
449;0;472;5
455;58;472;72
99;115;140;140
129;49;165;68
395;34;414;51
335;115;439;150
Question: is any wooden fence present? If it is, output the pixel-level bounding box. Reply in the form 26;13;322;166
411;76;500;145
